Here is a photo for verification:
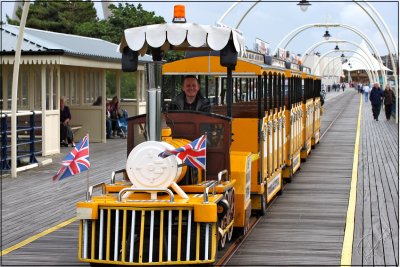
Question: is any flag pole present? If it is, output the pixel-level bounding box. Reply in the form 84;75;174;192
205;132;207;181
86;169;90;193
87;134;90;193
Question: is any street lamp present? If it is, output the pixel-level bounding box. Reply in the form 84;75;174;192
323;30;331;40
297;0;311;12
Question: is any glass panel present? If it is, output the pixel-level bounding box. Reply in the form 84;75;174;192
106;71;116;99
53;69;57;110
60;71;65;101
120;72;137;100
7;68;12;108
20;67;29;109
199;123;225;148
34;68;42;109
74;71;80;105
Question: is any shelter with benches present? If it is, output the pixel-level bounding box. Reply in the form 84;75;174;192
1;24;152;159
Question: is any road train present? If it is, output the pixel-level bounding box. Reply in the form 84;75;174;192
76;11;322;266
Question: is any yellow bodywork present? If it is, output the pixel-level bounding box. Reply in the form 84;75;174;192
163;56;262;76
312;97;321;146
301;99;314;160
283;102;303;179
230;151;252;227
77;193;222;265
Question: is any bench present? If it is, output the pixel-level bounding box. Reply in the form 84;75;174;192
70;125;83;134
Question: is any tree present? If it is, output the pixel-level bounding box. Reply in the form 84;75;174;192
74;3;183;62
75;3;165;44
8;1;182;62
7;0;98;34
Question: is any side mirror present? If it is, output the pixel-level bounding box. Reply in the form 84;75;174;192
122;46;139;72
152;47;164;61
264;55;273;65
220;38;237;69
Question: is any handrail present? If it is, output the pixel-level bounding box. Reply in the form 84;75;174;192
1;110;43;117
1;112;42;170
217;169;229;185
86;182;106;202
110;169;129;184
118;188;174;202
203;180;217;204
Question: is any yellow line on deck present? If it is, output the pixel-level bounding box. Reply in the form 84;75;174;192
1;217;77;256
341;94;363;265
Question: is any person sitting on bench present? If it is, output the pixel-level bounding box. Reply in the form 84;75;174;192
60;97;75;147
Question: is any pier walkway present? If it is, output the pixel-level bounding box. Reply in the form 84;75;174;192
227;90;398;266
1;89;398;266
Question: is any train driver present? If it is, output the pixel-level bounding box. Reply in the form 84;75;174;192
168;75;211;112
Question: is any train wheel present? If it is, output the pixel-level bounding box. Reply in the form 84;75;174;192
277;176;283;196
258;191;267;216
217;197;229;250
218;230;227;250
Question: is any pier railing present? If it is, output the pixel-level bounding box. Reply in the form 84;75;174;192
1;111;42;171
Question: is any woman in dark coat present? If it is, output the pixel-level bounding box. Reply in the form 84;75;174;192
383;85;395;121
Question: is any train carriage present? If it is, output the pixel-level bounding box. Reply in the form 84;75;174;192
76;6;322;266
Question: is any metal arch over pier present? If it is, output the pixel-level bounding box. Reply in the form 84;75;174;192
272;23;386;79
311;49;379;83
301;39;389;73
320;56;374;85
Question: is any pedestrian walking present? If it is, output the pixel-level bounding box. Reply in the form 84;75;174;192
341;83;345;91
383;85;395;121
369;83;384;121
362;83;370;102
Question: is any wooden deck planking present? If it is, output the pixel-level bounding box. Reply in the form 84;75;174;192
370;116;397;266
352;99;399;266
1;138;127;250
2;221;85;266
228;90;359;265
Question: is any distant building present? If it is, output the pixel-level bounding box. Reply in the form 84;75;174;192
381;54;399;75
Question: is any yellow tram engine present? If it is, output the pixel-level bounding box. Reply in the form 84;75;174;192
76;90;239;265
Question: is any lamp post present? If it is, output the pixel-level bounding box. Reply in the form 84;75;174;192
297;0;311;12
11;1;31;178
323;30;331;40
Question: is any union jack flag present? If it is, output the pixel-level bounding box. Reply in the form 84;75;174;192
159;134;206;169
52;134;90;181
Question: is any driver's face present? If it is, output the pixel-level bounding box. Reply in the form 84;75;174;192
182;78;200;97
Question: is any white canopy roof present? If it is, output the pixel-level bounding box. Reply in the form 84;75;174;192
119;23;245;56
342;40;391;72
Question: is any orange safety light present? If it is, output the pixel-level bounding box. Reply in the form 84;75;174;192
173;5;186;23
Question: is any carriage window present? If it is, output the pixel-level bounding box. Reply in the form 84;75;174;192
199;123;225;148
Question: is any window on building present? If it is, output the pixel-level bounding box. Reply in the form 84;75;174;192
106;71;116;99
121;72;136;100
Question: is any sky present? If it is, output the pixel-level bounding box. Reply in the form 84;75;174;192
1;0;399;57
